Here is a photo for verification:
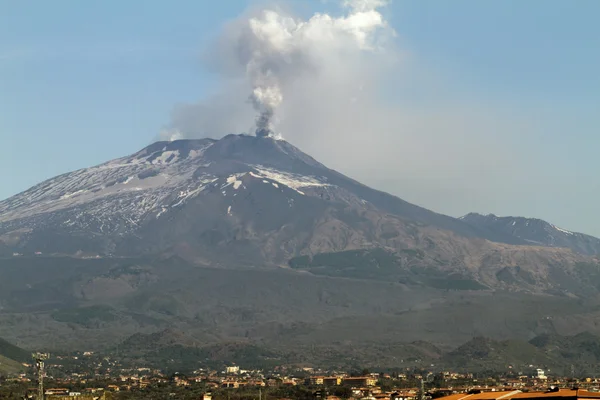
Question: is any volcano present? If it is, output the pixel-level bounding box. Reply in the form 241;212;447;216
0;134;595;292
3;134;600;364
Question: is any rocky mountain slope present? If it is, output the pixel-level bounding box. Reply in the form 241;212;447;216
0;134;597;295
3;134;600;365
0;135;518;258
461;213;600;256
3;253;600;372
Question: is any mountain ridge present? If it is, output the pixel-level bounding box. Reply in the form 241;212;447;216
3;134;600;361
0;136;523;251
461;212;600;256
0;134;598;296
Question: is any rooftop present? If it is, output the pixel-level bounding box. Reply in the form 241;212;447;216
439;390;600;400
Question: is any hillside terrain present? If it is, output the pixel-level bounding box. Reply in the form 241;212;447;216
1;135;599;294
102;329;600;375
461;213;600;256
1;135;600;369
0;337;28;375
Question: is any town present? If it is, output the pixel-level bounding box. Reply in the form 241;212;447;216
2;355;600;400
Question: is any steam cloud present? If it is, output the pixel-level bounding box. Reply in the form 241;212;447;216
244;0;388;137
164;0;392;139
163;0;538;222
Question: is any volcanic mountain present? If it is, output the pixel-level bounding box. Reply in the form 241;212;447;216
0;134;598;292
4;134;600;367
0;134;509;257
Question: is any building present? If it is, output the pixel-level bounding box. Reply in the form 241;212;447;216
390;391;417;400
222;380;240;389
46;395;109;400
324;377;343;386
310;376;326;385
437;389;600;400
226;366;240;375
45;388;70;396
342;377;378;387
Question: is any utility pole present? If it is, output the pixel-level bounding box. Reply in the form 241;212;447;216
32;352;50;400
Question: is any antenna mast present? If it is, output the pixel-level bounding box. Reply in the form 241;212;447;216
32;352;50;400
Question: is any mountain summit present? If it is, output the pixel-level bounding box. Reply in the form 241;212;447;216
0;134;597;293
4;134;600;363
0;134;494;257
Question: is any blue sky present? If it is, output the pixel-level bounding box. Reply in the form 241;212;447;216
2;1;600;235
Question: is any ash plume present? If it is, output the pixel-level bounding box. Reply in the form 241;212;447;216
165;0;391;140
163;0;531;221
250;85;282;137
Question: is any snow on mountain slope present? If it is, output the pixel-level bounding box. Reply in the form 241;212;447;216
0;134;530;256
2;134;599;296
0;135;336;249
0;139;214;233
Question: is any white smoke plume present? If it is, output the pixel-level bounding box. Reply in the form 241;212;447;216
164;0;392;140
243;0;390;137
163;0;536;221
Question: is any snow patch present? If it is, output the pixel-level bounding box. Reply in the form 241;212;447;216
223;174;244;190
272;183;279;188
0;139;218;229
60;189;88;200
250;166;328;196
552;225;574;235
156;207;168;218
227;205;232;215
171;177;216;207
188;149;204;159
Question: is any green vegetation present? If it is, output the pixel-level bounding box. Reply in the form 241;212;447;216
125;292;183;316
290;248;400;270
408;267;488;291
400;248;425;259
424;278;488;290
0;380;28;399
0;337;29;363
151;343;282;371
289;248;403;280
289;249;487;290
0;354;25;375
0;337;28;375
574;262;600;291
51;305;117;326
103;264;148;279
